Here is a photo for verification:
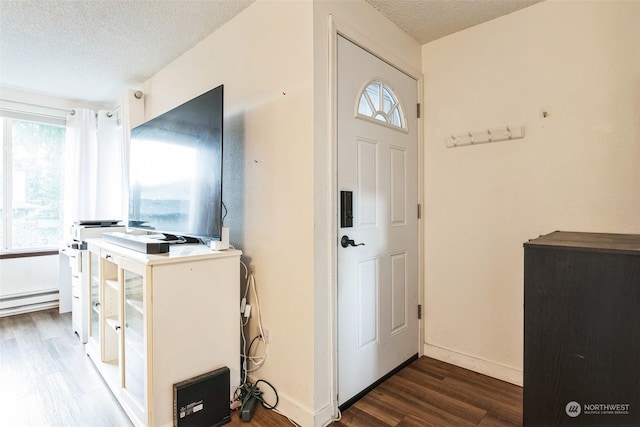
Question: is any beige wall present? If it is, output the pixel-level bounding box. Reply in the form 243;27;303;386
422;0;640;385
143;1;422;424
139;0;316;423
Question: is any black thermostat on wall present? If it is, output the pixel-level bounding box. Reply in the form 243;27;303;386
173;366;230;427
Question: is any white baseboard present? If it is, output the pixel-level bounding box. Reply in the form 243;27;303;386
423;343;523;386
275;395;314;427
247;386;338;427
246;375;315;426
314;402;339;427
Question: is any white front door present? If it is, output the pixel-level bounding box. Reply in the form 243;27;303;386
337;35;419;406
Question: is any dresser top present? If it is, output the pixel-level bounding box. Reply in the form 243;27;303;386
524;231;640;255
86;237;241;265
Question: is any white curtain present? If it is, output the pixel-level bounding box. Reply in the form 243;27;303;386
96;111;124;220
63;90;143;239
63;108;125;238
64;108;97;236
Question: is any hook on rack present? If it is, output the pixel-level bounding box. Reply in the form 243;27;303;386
445;125;525;148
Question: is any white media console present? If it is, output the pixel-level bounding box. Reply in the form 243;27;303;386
85;238;241;427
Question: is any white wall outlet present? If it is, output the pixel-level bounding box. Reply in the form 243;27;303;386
263;328;271;345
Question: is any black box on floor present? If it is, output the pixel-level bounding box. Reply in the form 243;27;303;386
173;366;230;427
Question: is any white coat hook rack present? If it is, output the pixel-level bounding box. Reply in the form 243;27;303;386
446;125;525;148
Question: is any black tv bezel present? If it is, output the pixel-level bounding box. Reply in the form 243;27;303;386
127;84;224;242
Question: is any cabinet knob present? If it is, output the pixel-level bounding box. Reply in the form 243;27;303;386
115;325;121;331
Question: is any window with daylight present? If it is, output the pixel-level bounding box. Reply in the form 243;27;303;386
1;114;67;252
357;81;406;131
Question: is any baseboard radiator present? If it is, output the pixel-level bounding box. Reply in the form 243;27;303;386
0;289;59;317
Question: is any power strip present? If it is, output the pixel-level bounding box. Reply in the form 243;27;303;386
240;395;257;422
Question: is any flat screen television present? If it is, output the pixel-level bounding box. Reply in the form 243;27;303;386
128;85;223;242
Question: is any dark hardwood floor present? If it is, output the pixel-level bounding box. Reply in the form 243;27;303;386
332;358;522;427
0;309;522;426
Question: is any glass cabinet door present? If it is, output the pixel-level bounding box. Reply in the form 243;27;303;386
123;268;145;408
101;255;120;364
89;250;100;344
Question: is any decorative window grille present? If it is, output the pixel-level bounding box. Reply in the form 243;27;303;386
356;81;406;131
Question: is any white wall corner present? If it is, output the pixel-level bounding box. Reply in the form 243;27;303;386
314;402;338;427
424;343;523;387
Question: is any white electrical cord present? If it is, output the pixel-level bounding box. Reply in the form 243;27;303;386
238;261;268;386
321;409;342;427
240;260;249;280
272;407;301;426
237;260;336;426
245;273;268;371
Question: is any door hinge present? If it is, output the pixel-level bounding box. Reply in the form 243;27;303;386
417;103;421;119
417;203;421;219
418;304;422;319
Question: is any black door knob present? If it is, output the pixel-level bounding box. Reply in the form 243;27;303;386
341;235;365;248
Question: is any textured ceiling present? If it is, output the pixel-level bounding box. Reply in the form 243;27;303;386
0;0;543;106
0;0;255;106
365;0;544;44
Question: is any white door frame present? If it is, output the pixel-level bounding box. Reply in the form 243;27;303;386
327;14;425;416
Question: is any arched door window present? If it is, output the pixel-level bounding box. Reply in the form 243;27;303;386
356;80;407;132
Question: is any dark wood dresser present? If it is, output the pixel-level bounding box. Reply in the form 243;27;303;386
524;231;640;426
